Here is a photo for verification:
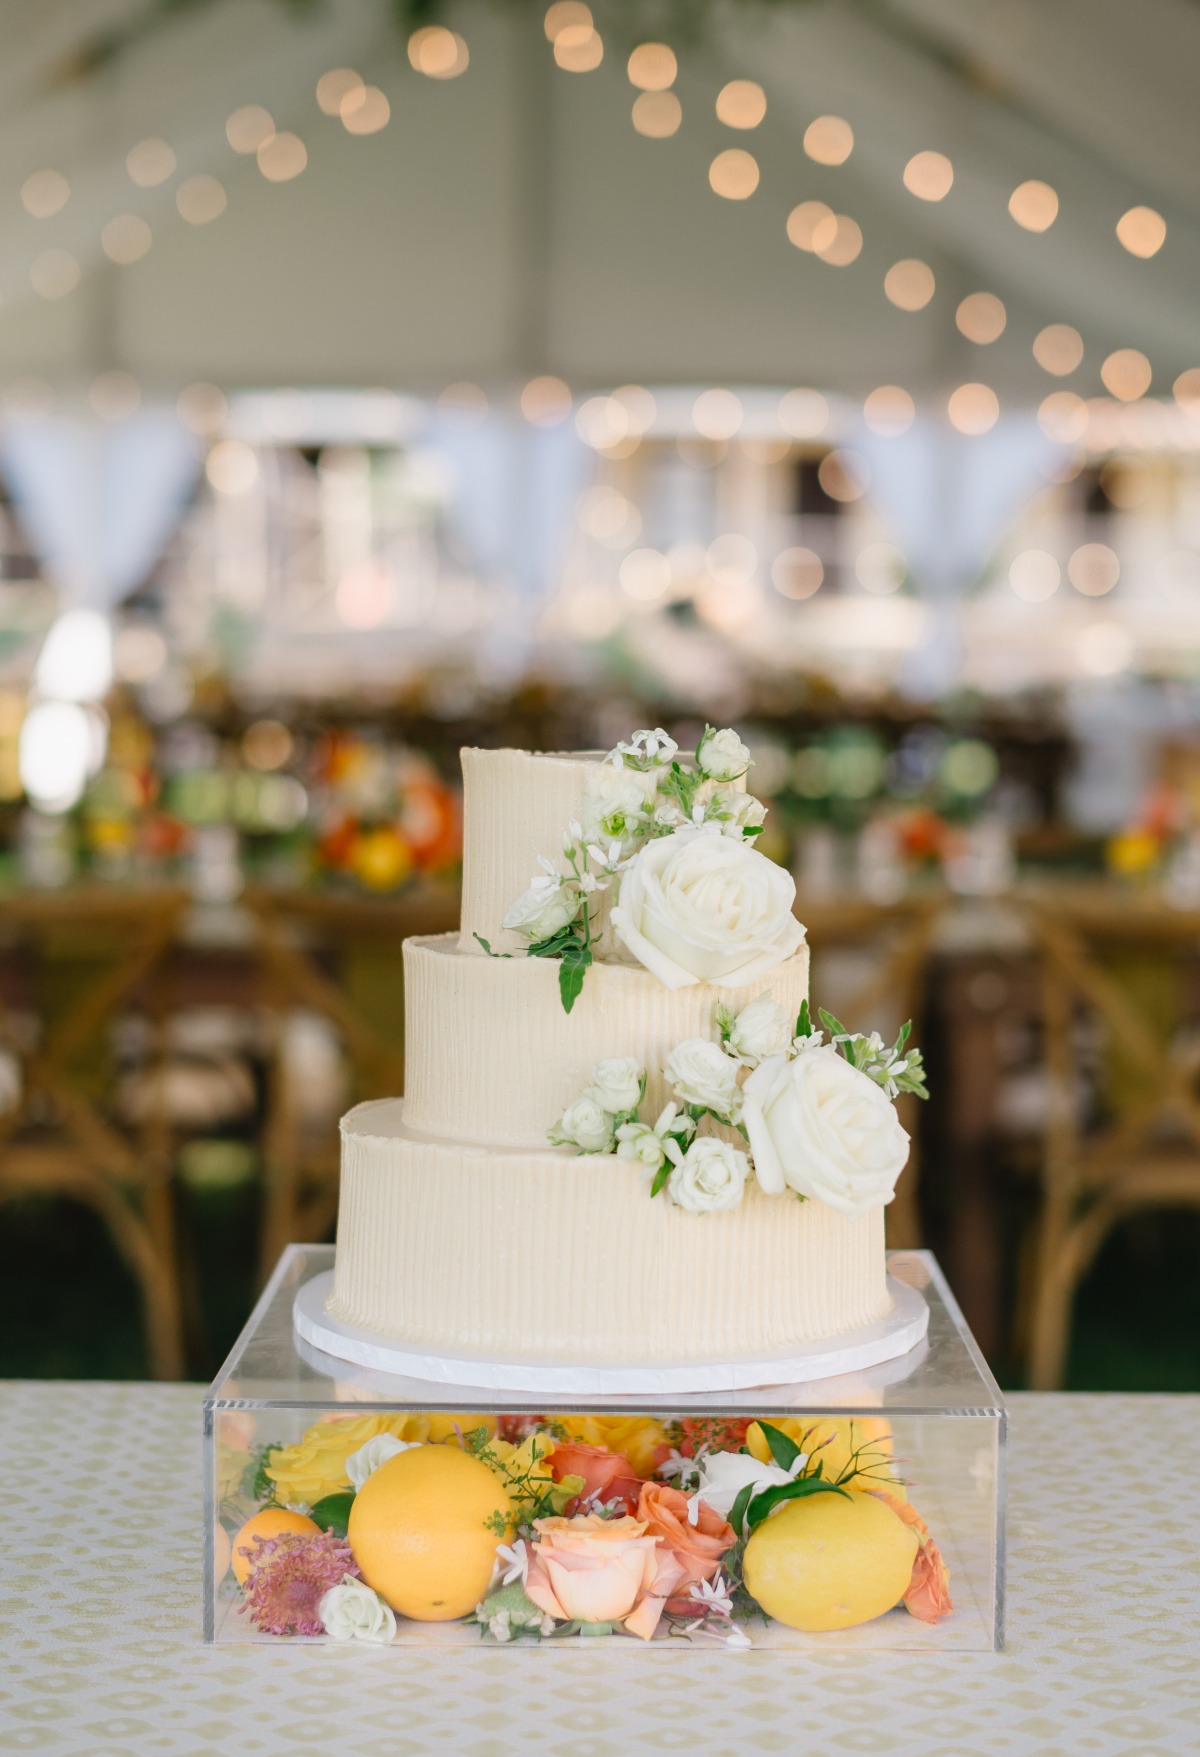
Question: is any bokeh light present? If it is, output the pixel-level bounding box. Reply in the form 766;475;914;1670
632;92;681;137
1101;349;1152;400
408;27;469;77
903;151;953;200
709;149;759;199
1033;324;1084;376
1116;206;1166;258
863;385;915;437
947;383;1000;434
126;138;176;187
1009;179;1058;231
1068;543;1120;596
956;293;1006;344
1009;550;1060;602
627;43;676;90
804;115;854;165
884;259;935;311
716;81;766;129
772;547;824;599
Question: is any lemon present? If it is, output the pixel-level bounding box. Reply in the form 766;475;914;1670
742;1488;918;1632
230;1508;319;1586
348;1444;513;1621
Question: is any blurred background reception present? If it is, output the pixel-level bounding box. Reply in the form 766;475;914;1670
2;0;1199;1391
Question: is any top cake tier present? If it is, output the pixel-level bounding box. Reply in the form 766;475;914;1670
458;746;743;955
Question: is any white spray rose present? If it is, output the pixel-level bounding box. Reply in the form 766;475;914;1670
612;825;804;991
667;1136;749;1213
580;773;653;856
345;1433;419;1491
696;726;752;782
548;1093;614;1153
502;874;578;941
616;1121;668;1175
663;1037;743;1117
319;1577;397;1643
586;1056;644;1115
707;788;767;839
726;995;793;1067
695;1450;802;1521
742;1044;910;1216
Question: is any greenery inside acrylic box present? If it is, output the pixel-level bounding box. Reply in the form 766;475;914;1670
205;1245;1005;1651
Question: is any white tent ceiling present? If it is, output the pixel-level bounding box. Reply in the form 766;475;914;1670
0;0;1196;399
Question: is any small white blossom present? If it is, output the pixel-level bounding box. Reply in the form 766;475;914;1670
488;1610;513;1642
345;1433;420;1491
492;1538;529;1587
689;1574;735;1617
608;727;679;770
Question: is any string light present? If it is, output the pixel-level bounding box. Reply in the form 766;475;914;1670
863;385;915;436
947;383;999;434
29;249;79;299
1008;180;1058;231
818;450;869;501
803;116;854;165
709;150;759;199
341;87;390;134
787;201;835;252
317;69;363;114
176;175;226;224
226;106;274;153
692;389;743;440
778;388;829;437
1033;324;1084;376
1174;368;1200;413
1038;390;1088;442
126;139;176;187
544;2;591;39
632;92;681;136
815;216;862;266
554;24;603;70
101;214;152;264
772;547;823;599
956;293;1006;344
716;81;766;129
520;376;572;426
627;43;676;90
1101;348;1151;401
884;259;935;310
1116;206;1166;258
408;27;469;78
257;133;307;181
1068;544;1120;596
903;151;953;201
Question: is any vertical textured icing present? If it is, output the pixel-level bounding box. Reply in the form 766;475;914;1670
332;1100;891;1363
404;932;811;1148
458;748;604;953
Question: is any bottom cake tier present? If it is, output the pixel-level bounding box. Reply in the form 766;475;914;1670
330;1098;892;1364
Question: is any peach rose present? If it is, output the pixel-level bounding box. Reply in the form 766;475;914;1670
868;1489;953;1624
524;1514;686;1641
636;1481;737;1614
549;1441;642;1514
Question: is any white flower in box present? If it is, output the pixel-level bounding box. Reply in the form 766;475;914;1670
694;1449;805;1520
696;725;752;782
724;994;793;1067
666;1136;749;1213
586;1056;644;1116
345;1432;419;1491
742;1045;910;1216
663;1037;742;1118
319;1577;397;1643
611;825;804;991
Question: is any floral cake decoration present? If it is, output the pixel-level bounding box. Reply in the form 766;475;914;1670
479;725;803;1012
216;1407;952;1647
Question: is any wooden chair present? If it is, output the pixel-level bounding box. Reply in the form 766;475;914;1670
0;887;190;1378
1021;894;1200;1388
801;895;944;1248
244;886;459;1282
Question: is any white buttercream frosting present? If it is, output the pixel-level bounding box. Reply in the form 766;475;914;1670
331;1100;891;1363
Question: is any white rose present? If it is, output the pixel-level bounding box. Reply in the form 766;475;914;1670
587;1056;644;1115
611;825;804;990
319;1577;397;1643
345;1433;419;1491
695;1450;800;1521
726;995;793;1067
581;773;654;855
667;1136;749;1213
615;1121;667;1174
663;1037;742;1116
742;1045;910;1216
697;726;752;782
502;874;577;941
549;1093;614;1153
707;788;767;839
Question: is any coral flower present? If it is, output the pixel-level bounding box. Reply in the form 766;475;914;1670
548;1441;642;1514
635;1481;737;1614
239;1530;358;1635
524;1514;686;1640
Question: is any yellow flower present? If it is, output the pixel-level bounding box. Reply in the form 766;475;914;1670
481;1434;580;1516
555;1416;668;1479
264;1412;430;1505
746;1417;902;1494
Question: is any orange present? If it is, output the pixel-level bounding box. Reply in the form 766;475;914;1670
348;1444;513;1621
230;1508;319;1586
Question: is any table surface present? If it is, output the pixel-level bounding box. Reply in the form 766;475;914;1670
2;1387;1198;1757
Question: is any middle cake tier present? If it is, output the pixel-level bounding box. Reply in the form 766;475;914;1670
402;932;811;1149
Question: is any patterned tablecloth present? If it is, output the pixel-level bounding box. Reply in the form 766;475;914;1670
0;1384;1197;1757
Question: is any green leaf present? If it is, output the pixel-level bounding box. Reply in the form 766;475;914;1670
309;1491;355;1537
796;998;812;1039
742;824;764;838
559;956;586;1014
727;1482;755;1538
650;1156;673;1197
472;933;512;958
895;1019;912;1056
818;1007;848;1040
745;1478;849;1532
756;1420;803;1472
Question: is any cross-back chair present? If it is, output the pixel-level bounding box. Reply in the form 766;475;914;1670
1022;895;1200;1387
0;887;189;1378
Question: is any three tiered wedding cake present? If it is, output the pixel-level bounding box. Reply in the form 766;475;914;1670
330;729;923;1367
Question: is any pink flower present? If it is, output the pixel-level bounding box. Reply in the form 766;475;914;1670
524;1514;686;1641
238;1530;358;1636
548;1441;642;1515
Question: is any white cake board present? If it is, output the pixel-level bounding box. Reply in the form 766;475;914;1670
293;1271;929;1395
